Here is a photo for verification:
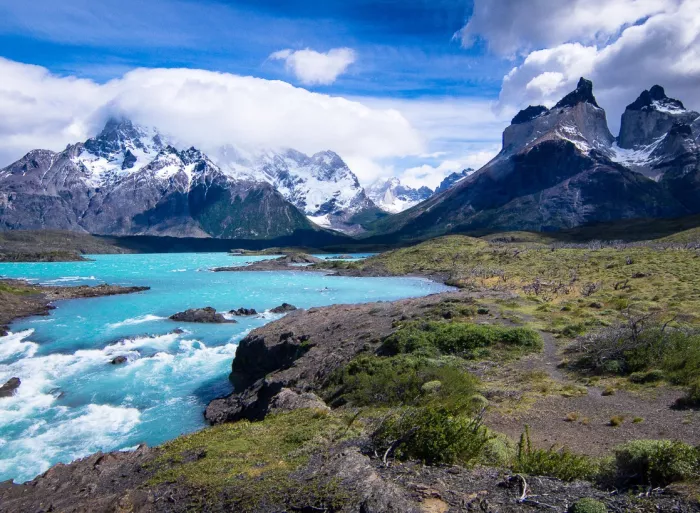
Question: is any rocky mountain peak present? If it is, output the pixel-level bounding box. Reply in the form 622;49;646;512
366;177;432;214
434;169;474;194
84;118;160;158
626;85;686;112
618;85;699;149
511;105;549;125
553;77;600;110
502;78;613;155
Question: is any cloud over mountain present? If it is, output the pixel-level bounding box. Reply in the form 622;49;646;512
0;58;422;182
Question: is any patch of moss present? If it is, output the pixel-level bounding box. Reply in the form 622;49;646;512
150;409;356;511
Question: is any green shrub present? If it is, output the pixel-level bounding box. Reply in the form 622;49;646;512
513;426;598;481
628;369;664;384
383;321;542;359
614;439;699;486
371;405;492;466
675;378;700;409
325;354;478;408
568;498;607;513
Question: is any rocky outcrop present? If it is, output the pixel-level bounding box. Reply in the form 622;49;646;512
270;303;297;313
213;253;323;272
0;377;20;398
169;307;235;324
267;388;329;414
204;292;480;424
229;307;257;316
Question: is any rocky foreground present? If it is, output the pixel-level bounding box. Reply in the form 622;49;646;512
2;287;698;512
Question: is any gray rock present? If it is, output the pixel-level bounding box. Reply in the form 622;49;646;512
270;303;297;314
169;307;236;324
267;388;330;414
230;307;258;316
110;356;128;365
0;377;20;398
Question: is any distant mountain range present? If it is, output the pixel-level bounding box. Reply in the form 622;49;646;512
3;78;696;243
0;119;473;238
365;79;700;241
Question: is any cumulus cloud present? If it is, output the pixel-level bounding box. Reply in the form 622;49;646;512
399;148;499;190
0;58;423;179
269;48;356;85
495;0;700;132
457;0;676;57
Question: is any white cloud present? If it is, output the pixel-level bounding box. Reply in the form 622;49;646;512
459;0;699;133
269;48;356;85
458;0;676;57
399;148;499;190
0;58;423;178
495;1;700;132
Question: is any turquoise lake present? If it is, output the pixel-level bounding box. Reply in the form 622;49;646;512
0;253;448;483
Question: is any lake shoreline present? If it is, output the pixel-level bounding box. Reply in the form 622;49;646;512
0;279;150;336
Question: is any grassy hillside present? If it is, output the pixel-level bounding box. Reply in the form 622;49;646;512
349;234;700;325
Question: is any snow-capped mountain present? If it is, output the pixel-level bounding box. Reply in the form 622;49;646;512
611;85;700;180
212;147;380;234
368;78;700;242
366;177;432;213
0;119;315;239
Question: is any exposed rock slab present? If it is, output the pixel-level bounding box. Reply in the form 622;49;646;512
0;377;20;398
169;307;236;324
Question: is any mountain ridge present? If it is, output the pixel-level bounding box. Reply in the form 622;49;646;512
362;78;700;242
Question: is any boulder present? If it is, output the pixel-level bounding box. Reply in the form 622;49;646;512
267;388;329;414
270;303;297;314
0;377;21;398
169;307;236;324
230;307;258;316
110;356;128;365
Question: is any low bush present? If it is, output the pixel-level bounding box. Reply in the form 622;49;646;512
614;439;699;486
383;321;542;359
675;378;700;409
324;354;478;408
568;498;607;513
513;426;598;482
371;405;492;466
629;369;665;384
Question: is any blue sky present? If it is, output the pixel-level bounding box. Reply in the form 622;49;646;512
0;0;506;98
0;0;697;188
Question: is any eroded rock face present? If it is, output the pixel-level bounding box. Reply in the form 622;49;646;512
169;307;236;324
618;85;700;149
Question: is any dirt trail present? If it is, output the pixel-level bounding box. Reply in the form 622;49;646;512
486;320;700;456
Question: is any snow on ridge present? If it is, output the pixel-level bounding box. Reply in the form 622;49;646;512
609;137;663;167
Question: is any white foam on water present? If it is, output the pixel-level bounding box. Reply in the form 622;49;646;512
169;269;187;273
0;330;38;362
107;314;165;329
43;276;98;284
0;403;141;483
